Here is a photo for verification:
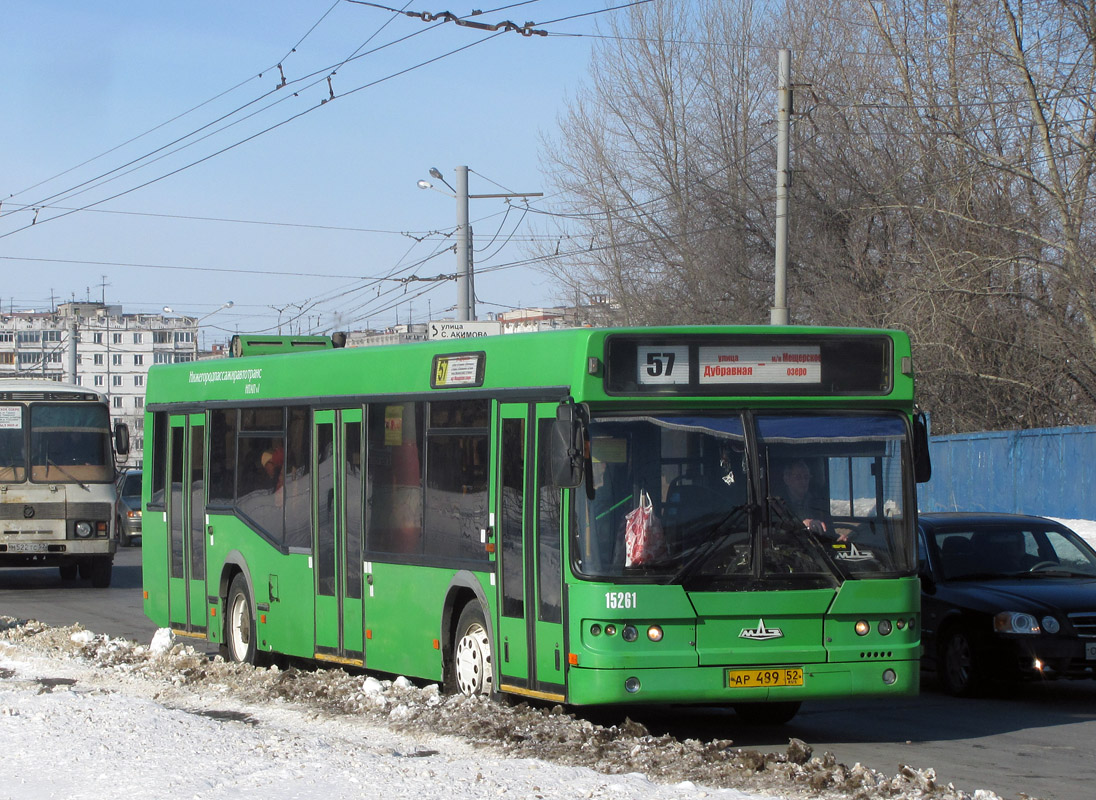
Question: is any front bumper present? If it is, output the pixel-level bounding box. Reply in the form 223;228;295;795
566;658;919;705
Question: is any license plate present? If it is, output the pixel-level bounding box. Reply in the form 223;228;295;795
1086;643;1096;661
6;542;48;553
726;667;804;688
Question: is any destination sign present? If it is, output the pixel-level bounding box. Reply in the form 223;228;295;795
697;345;821;385
607;334;891;396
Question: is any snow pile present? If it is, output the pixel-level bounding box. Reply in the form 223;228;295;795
0;617;1022;800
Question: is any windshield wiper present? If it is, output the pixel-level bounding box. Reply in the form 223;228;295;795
670;503;752;583
1016;568;1096;579
765;495;844;581
45;457;89;490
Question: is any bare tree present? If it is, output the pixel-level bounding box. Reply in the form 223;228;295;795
541;0;1096;433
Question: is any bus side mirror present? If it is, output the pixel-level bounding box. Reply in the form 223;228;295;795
913;409;931;484
114;422;131;457
550;402;588;489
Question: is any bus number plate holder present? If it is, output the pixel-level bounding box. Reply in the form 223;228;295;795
7;542;48;553
725;667;804;688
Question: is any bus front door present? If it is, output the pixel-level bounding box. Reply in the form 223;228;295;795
166;413;208;637
494;402;566;702
312;409;365;666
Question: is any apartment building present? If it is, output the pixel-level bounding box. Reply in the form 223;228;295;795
0;302;200;467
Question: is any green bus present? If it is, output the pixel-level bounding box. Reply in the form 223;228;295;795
142;326;930;722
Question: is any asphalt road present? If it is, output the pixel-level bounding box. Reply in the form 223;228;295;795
1;548;1093;800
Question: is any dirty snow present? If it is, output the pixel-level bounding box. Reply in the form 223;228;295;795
0;618;1016;800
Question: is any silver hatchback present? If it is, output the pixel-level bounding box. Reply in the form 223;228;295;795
115;470;142;547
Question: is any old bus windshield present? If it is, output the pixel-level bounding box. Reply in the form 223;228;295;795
572;413;914;586
28;404;114;483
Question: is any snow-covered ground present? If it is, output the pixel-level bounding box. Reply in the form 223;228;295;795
7;515;1093;800
0;622;1006;800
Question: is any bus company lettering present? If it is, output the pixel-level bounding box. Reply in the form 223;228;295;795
188;368;263;385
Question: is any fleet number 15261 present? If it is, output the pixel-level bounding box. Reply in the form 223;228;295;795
605;591;637;609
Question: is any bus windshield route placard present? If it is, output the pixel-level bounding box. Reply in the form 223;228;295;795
431;352;485;389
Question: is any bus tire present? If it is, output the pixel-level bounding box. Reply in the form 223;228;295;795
59;563;78;580
89;556;113;588
225;575;257;665
453;603;495;698
733;701;801;725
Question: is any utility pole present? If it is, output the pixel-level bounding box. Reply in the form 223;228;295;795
770;48;791;326
65;311;77;383
427;166;542;321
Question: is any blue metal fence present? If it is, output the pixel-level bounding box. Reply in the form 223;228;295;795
918;425;1096;518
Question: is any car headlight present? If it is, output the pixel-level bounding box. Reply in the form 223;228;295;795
993;611;1040;634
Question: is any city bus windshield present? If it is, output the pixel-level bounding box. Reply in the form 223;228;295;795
28;404;114;483
572;413;915;587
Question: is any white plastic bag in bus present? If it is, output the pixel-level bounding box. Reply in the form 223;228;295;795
624;490;667;567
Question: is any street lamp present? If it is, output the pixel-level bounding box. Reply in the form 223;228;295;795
418;166;542;321
197;300;234;323
195;301;234;351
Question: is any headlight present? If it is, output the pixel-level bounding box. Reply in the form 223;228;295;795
994;611;1040;634
1041;616;1061;634
74;521;93;538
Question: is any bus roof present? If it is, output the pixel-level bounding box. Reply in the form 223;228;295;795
146;325;915;410
0;378;108;403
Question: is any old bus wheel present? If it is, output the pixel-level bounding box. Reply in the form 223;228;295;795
453;604;494;697
89;556;113;589
59;563;78;581
225;575;257;665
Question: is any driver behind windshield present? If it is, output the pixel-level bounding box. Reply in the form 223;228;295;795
778;459;836;537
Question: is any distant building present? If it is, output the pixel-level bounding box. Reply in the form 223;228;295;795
0;302;202;467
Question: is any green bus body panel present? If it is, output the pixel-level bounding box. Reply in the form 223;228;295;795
365;562;485;681
141;325;920;707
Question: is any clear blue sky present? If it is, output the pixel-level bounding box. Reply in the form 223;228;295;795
1;2;618;340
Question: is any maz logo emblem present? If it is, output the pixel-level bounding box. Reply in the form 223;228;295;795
739;618;784;640
835;543;875;562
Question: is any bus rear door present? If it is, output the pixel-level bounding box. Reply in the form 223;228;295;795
166;413;208;637
494;402;566;701
312;409;365;665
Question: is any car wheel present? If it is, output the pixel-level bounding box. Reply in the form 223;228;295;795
224;575;257;665
733;701;802;725
939;627;983;697
452;603;495;698
116;517;130;548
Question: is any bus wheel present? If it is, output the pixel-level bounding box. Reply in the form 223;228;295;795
225;575;257;665
733;701;801;725
453;603;494;697
89;557;113;589
59;563;78;581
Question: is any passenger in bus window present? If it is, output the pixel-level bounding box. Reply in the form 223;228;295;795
261;446;284;491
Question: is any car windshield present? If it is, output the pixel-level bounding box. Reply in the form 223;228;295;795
931;521;1096;580
572;412;915;587
121;473;141;497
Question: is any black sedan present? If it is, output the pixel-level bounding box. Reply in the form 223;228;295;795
918;512;1096;696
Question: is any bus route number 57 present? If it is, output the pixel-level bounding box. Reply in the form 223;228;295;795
639;346;689;386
